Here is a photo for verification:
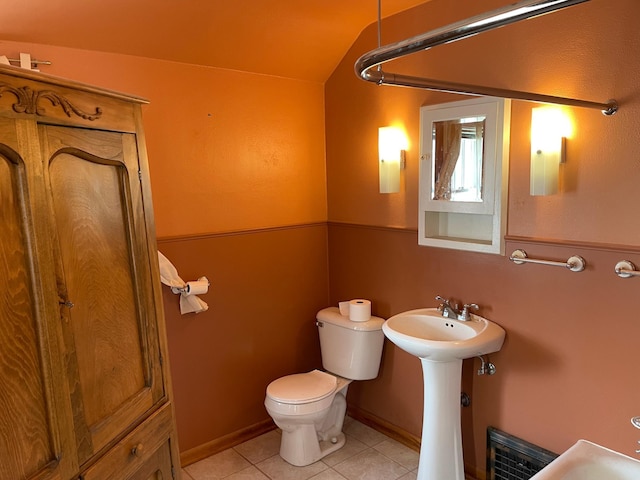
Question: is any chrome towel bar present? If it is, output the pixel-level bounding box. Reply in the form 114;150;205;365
509;249;586;272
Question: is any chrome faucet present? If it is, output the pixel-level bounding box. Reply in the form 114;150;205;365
435;296;479;321
435;295;459;319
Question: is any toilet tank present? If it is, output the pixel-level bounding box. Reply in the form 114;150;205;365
316;307;385;380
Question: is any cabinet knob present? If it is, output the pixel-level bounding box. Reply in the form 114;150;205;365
131;443;144;458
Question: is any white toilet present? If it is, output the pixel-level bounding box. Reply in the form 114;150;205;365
264;306;385;466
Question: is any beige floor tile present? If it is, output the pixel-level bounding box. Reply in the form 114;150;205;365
398;471;418;480
183;415;423;480
332;448;409;480
234;430;282;464
309;470;348;479
256;454;328;480
182;468;195;479
372;438;420;470
225;465;270;479
342;421;387;447
185;449;251;480
322;435;368;467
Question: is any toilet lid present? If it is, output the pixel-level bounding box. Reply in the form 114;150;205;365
267;370;337;405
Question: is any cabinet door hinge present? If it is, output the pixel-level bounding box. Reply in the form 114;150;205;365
171;465;176;479
138;170;143;181
159;352;164;367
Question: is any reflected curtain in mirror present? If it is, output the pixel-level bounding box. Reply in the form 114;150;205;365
433;121;461;200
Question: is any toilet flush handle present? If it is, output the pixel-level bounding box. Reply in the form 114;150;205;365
316;321;324;328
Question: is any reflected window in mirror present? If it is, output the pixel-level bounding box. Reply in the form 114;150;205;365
432;117;485;202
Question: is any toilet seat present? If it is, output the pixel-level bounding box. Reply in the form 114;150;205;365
267;370;337;405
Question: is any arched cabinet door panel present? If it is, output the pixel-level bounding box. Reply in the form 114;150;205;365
40;125;165;466
0;118;74;480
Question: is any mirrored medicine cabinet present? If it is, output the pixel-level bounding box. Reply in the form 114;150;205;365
418;97;511;254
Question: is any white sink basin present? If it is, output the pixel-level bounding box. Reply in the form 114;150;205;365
383;307;507;479
382;307;505;361
531;440;640;479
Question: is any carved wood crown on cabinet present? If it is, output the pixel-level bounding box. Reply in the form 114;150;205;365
0;82;103;120
0;65;181;480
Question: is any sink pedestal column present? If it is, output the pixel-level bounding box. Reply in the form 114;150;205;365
417;358;465;480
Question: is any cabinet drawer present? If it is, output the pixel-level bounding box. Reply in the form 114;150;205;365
80;403;175;480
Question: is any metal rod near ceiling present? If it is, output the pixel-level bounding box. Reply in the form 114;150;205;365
355;0;618;115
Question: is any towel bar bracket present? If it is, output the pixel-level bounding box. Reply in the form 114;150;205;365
614;260;640;278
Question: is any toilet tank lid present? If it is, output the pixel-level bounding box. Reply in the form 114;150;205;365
317;307;384;331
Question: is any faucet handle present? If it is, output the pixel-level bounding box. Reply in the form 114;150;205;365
458;303;479;321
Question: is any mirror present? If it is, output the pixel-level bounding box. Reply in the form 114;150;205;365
432;117;485;202
419;97;510;255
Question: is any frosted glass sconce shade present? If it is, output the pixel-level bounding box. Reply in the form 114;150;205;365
378;126;406;193
530;107;569;196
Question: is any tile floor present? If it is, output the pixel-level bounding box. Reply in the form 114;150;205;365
181;417;420;480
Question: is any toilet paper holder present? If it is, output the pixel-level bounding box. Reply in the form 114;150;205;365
171;277;210;296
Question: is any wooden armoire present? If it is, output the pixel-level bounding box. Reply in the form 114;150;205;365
0;65;181;479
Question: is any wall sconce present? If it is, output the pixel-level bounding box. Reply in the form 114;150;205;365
378;126;407;193
530;107;570;196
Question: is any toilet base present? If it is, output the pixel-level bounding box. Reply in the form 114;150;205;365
273;385;349;466
280;428;346;467
265;374;352;467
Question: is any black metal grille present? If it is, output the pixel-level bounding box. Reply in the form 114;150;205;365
487;427;558;480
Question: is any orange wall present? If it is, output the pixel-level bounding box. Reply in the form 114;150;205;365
0;40;328;237
0;40;330;453
326;0;640;477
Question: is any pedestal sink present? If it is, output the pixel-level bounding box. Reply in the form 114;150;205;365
530;440;640;479
383;307;506;480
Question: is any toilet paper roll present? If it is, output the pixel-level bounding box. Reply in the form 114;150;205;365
184;277;209;296
338;301;350;316
348;299;371;322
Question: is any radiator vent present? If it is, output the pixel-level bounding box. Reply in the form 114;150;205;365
487;427;558;480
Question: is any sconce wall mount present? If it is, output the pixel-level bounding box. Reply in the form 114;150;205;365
378;126;407;193
530;106;570;196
